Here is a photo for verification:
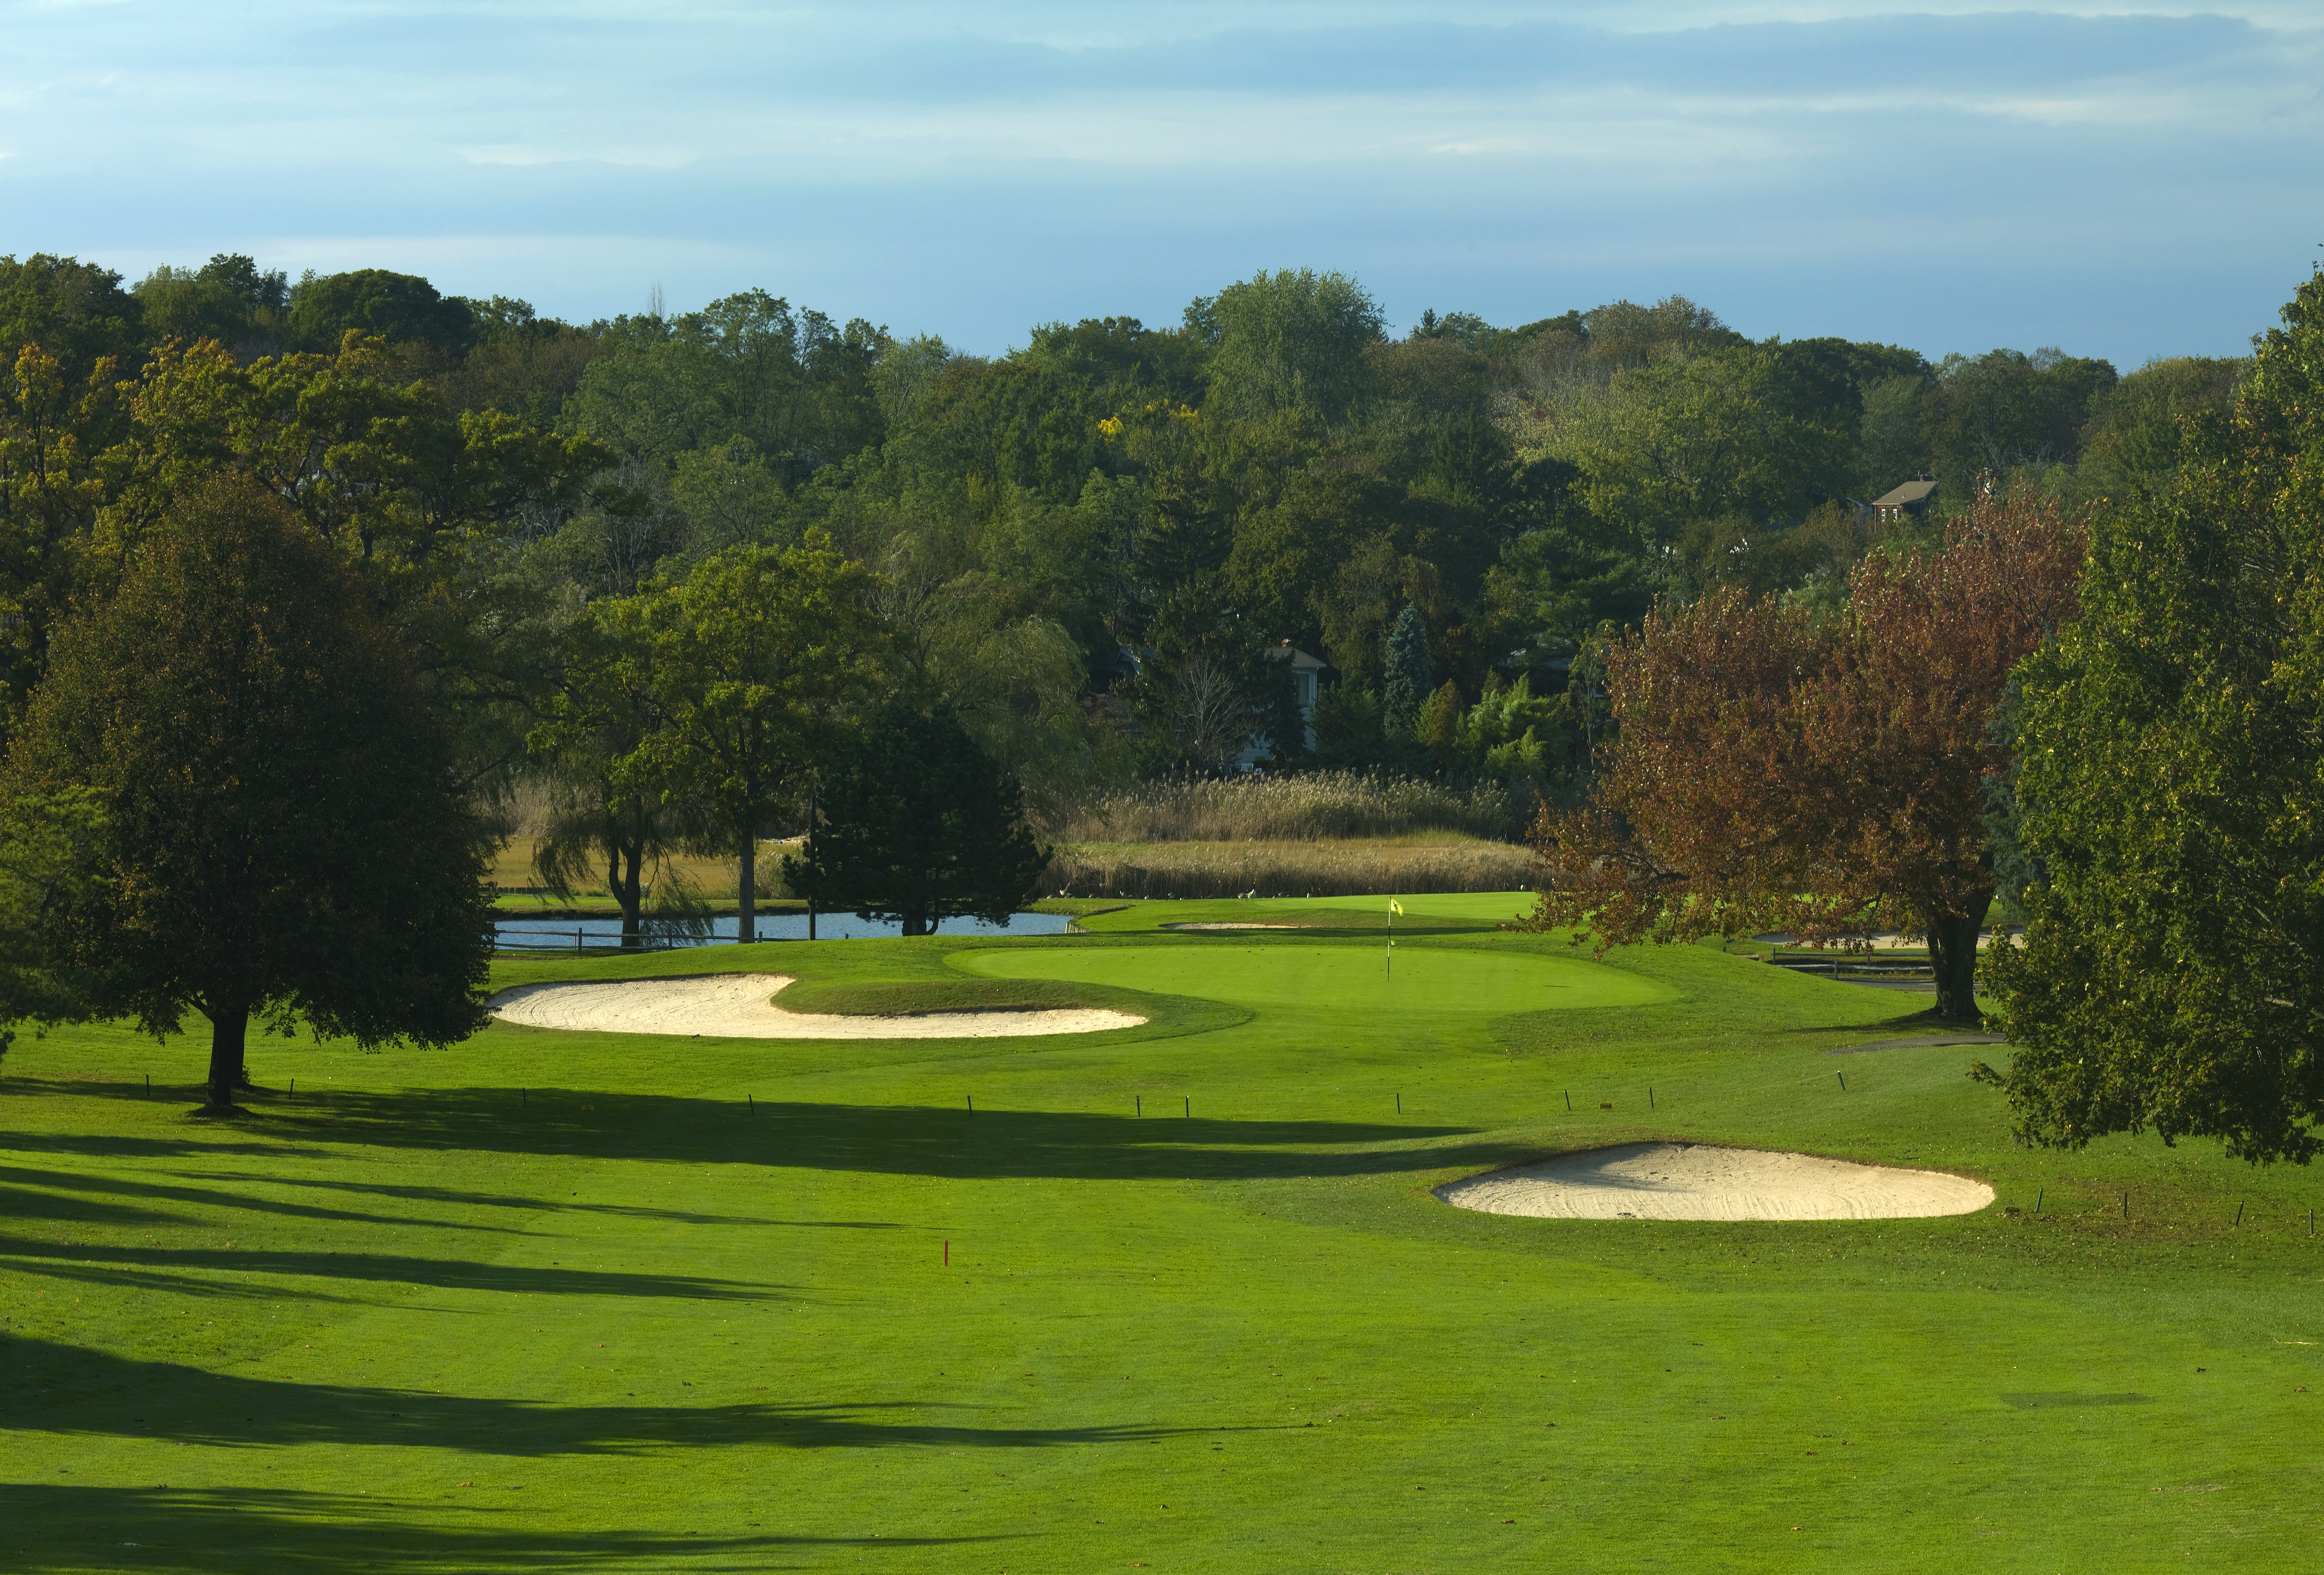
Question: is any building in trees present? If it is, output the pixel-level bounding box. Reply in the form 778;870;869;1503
1870;478;1938;524
1237;642;1327;764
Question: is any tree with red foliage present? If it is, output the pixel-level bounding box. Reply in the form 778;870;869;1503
1517;492;2083;1019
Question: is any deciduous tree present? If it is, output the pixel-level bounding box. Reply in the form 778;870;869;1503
1518;492;2083;1019
602;537;883;943
1978;269;2324;1161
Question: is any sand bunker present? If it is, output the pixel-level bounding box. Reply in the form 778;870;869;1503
487;973;1143;1039
1435;1142;1992;1221
1159;922;1309;931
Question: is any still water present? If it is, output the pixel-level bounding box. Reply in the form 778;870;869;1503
494;911;1074;951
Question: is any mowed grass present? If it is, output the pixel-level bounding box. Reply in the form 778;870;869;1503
5;897;2323;1573
961;943;1674;1019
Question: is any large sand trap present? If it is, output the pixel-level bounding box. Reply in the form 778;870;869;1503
1159;922;1309;931
1435;1142;1993;1221
488;973;1144;1039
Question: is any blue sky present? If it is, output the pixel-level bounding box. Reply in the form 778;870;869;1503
5;2;2319;367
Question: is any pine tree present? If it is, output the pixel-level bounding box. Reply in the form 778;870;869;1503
782;703;1049;937
1381;603;1432;737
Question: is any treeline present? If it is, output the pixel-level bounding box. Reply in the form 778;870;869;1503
0;250;2244;834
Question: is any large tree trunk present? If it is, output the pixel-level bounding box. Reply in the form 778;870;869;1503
737;834;756;945
900;908;928;938
206;1004;248;1108
1928;911;1986;1022
612;843;643;950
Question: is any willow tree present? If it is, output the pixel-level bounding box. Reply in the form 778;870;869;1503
1519;492;2083;1020
0;474;493;1105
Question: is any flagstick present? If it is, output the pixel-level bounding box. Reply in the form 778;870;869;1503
1386;898;1393;980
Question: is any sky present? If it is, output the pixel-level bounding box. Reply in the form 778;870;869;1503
4;1;2319;367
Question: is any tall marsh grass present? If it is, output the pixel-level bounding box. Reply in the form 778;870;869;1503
1051;770;1532;844
1045;838;1533;900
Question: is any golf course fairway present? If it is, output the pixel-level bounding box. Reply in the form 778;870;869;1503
3;899;2319;1572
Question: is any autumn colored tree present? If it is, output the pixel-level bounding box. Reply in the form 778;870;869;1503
1;475;494;1106
1518;491;2084;1020
1978;268;2324;1162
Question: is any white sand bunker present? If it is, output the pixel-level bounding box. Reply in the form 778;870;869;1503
488;973;1144;1040
1160;922;1309;931
1435;1142;1992;1221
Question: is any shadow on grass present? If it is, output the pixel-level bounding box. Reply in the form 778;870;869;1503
7;1089;1502;1183
5;1337;1209;1458
0;1234;780;1305
0;1484;1004;1573
4;1162;879;1233
0;1168;525;1235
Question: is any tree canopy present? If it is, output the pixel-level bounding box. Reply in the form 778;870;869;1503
1980;268;2324;1161
598;537;884;942
1520;492;2083;1020
783;702;1050;936
0;474;494;1104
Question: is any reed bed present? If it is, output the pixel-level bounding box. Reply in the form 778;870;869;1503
1046;837;1534;900
1050;770;1531;844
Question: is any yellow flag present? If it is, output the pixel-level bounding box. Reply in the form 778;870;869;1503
1388;899;1404;915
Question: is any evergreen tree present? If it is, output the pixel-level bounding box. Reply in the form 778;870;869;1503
1;474;494;1106
1382;602;1433;736
782;703;1049;937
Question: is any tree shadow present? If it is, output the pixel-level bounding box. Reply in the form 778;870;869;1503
6;1337;1216;1458
0;1167;522;1235
5;1162;878;1233
10;1090;1501;1183
0;1234;781;1305
0;1483;1006;1572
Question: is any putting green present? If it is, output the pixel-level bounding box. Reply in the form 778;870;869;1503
1294;891;1534;923
955;940;1671;1015
1078;890;1535;933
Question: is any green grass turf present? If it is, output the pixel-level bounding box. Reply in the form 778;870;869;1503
5;897;2323;1572
958;941;1674;1018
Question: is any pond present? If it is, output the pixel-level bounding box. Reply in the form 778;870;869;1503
494;911;1075;952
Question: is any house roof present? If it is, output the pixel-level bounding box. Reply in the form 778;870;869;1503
1265;640;1327;671
1872;479;1939;508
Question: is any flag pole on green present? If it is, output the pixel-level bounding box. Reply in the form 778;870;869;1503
1387;898;1403;979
